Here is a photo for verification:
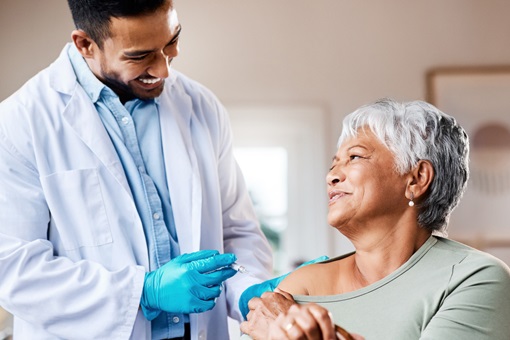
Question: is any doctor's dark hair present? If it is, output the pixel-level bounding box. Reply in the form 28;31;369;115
67;0;169;49
338;98;470;233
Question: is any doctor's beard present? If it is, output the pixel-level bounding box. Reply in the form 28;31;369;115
99;68;165;103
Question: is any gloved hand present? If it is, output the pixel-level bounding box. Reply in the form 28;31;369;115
238;255;329;320
141;249;237;320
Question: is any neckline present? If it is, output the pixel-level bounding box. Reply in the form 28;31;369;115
295;235;438;300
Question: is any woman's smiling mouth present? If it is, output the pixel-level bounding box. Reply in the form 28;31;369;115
329;189;348;205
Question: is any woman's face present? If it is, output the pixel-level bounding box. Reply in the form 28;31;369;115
326;129;409;234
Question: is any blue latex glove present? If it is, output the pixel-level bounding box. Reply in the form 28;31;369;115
239;255;329;320
141;249;237;320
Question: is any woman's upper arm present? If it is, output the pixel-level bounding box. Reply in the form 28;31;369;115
277;265;313;295
421;257;510;340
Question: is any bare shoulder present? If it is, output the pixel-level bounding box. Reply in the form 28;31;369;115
277;263;317;295
278;255;352;295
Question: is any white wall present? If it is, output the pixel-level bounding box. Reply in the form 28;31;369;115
1;0;510;260
3;1;510;130
174;0;510;146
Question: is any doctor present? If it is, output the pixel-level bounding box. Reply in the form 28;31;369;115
0;0;274;339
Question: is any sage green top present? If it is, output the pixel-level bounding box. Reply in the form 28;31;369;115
293;236;510;339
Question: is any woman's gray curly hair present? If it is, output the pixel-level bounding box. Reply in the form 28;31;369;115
338;98;469;233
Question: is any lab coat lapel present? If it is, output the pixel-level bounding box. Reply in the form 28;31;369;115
159;87;202;254
61;89;133;197
50;45;133;198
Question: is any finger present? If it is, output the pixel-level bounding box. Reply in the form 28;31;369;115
287;324;306;340
192;253;237;273
187;295;216;313
268;313;289;339
247;296;262;311
190;282;223;301
291;311;323;339
261;290;294;301
307;304;337;340
200;267;237;286
246;309;254;321
240;321;249;335
175;250;219;264
274;288;294;300
282;315;306;340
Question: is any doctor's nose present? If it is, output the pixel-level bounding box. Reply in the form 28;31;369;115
148;53;171;79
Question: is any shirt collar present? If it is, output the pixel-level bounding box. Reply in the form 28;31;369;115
67;44;113;103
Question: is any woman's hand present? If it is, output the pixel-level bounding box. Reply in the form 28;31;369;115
240;289;296;339
267;303;364;340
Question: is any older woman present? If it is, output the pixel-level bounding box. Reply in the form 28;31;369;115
241;98;510;340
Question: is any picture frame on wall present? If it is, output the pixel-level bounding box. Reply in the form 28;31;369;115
426;66;510;264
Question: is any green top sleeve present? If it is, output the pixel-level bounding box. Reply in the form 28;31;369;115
420;251;510;339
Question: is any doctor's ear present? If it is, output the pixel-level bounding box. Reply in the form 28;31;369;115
71;30;97;58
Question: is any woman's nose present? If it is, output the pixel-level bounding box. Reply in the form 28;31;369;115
326;172;341;186
326;163;347;186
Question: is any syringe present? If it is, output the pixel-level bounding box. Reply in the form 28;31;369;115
206;262;249;274
230;262;248;274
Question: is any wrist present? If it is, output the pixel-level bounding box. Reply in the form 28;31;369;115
141;272;162;320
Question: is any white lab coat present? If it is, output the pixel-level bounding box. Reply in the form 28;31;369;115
0;44;272;339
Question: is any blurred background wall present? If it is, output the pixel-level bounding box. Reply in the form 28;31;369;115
1;0;510;337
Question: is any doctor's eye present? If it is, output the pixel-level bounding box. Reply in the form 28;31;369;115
129;54;149;61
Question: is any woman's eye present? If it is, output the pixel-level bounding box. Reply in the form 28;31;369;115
350;155;361;160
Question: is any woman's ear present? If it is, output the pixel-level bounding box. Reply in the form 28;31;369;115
71;30;96;58
406;160;434;202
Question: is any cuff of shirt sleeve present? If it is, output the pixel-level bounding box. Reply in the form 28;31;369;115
140;304;161;321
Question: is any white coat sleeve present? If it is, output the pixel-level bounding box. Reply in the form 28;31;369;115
213;102;274;321
0;105;145;339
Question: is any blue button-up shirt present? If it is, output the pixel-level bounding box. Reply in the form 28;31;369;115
68;45;188;339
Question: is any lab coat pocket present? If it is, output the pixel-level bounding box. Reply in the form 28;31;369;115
41;168;113;250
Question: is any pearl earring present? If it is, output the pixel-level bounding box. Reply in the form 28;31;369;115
408;192;415;207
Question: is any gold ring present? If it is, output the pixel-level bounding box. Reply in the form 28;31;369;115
284;321;295;331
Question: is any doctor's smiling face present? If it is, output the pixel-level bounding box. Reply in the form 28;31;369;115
73;1;180;103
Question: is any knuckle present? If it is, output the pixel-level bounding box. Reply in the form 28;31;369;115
316;308;329;318
248;297;261;308
261;291;275;299
288;304;301;313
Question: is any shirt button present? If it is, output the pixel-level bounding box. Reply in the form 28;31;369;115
172;316;180;324
153;213;160;220
121;116;130;125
